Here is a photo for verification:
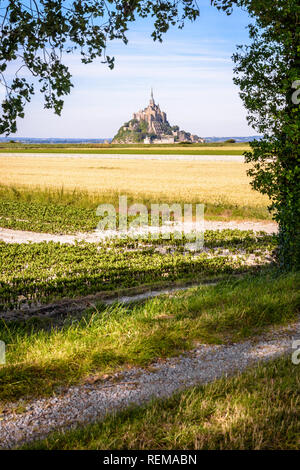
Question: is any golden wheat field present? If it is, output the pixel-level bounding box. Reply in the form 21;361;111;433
0;156;268;207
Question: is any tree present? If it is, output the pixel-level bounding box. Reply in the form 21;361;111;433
0;0;199;134
229;0;300;269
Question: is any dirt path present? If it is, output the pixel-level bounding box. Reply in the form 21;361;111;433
0;319;298;449
0;220;278;244
0;278;222;322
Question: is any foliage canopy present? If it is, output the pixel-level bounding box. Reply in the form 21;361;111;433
0;0;200;134
231;0;300;268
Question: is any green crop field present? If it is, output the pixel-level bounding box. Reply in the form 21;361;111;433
0;185;271;236
0;229;277;311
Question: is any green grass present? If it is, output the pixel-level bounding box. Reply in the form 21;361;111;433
0;148;246;155
0;185;272;235
0;271;298;404
21;356;300;450
0;141;250;154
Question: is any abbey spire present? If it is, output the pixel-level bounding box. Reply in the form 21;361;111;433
150;88;155;106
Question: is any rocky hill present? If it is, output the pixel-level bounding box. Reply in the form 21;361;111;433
112;91;204;144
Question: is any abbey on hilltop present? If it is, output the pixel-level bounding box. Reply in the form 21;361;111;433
112;90;204;144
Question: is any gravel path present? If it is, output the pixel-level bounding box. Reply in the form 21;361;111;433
0;220;277;244
0;319;298;449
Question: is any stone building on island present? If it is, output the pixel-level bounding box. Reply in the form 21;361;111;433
112;90;205;144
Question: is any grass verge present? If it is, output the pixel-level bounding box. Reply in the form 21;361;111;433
0;271;298;404
21;356;300;450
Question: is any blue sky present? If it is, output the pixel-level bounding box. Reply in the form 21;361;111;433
10;2;255;138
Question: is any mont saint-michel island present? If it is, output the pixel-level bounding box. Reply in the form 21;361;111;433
112;90;205;144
